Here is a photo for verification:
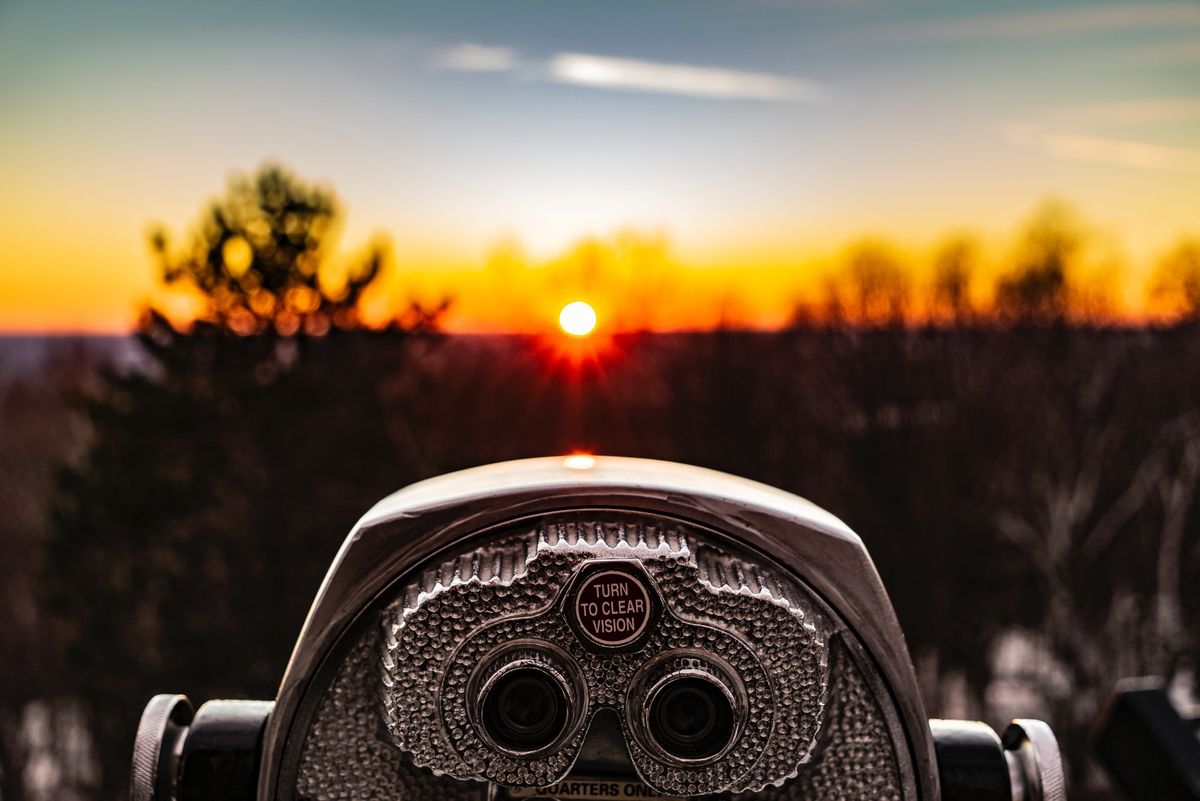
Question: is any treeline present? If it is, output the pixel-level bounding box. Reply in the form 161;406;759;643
466;201;1200;333
797;204;1200;328
138;163;1200;335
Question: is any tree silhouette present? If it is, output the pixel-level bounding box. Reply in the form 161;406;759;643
44;164;444;800
932;236;977;324
149;164;382;335
824;240;910;326
995;202;1079;325
1150;240;1200;322
0;343;101;801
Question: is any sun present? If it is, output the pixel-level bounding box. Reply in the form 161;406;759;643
558;301;598;337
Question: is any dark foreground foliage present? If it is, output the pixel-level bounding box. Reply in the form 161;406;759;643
28;322;1200;800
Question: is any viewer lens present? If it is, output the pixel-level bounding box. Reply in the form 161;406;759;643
648;676;734;760
481;667;568;752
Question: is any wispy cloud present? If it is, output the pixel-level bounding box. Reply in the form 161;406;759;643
435;43;517;73
879;3;1200;42
546;53;825;102
433;43;825;103
1006;123;1200;174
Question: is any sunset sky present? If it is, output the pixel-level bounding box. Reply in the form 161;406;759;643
1;0;1198;332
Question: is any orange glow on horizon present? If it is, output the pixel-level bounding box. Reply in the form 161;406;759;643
0;251;1189;335
1;217;1196;335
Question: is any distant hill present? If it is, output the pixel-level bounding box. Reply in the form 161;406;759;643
0;335;144;382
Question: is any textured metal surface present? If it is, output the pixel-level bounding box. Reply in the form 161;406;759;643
296;628;487;801
131;694;193;801
264;456;936;801
746;643;903;801
293;513;910;800
1003;719;1066;801
379;518;824;796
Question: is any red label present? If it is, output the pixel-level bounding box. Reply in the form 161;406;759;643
573;570;652;646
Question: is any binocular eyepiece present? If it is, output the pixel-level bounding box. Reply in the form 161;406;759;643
132;456;1065;801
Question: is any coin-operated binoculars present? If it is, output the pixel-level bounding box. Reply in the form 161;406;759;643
132;456;1065;801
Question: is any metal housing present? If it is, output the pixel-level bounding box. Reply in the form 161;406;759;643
258;455;940;800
